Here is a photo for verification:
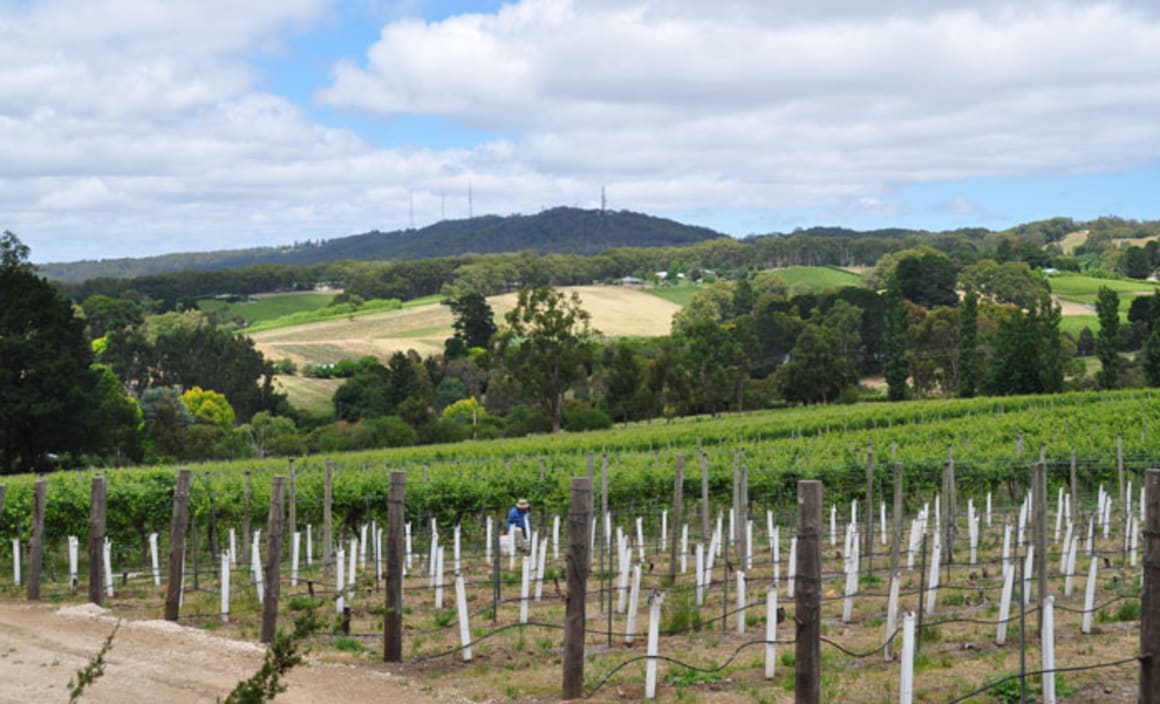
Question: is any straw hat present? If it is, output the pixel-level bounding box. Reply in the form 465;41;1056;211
517;498;530;509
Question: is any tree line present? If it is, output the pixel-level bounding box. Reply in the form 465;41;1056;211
6;216;1160;472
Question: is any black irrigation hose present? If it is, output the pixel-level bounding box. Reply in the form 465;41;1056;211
941;655;1142;704
584;638;796;698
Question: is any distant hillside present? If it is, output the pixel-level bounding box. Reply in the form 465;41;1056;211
38;207;722;283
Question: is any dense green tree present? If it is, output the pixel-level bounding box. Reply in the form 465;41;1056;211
89;364;145;465
676;319;746;415
910;306;959;397
957;260;1049;309
774;323;852;404
140;386;191;460
821;300;863;373
146;324;282;421
896;253;958;308
1077;326;1095;357
988;296;1063;395
444;292;498;356
1;232;100;472
1143;330;1160;386
958;289;980;398
602;342;644;424
496;286;597;432
883;276;909;400
180;387;236;433
248;411;303;458
731;277;757;317
1095;286;1120;389
82;294;144;339
1120;245;1151;279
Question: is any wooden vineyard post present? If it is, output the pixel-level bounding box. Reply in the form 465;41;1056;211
863;441;874;575
384;471;405;662
563;476;592;700
324;458;334;580
700;451;710;541
1069;450;1078;524
26;480;46;600
261;475;286;643
165;469;192;621
1032;462;1048;634
669;455;684;584
887;462;904;660
1113;432;1124;509
88;476;107;606
288;459;297;538
796;480;822;704
1141;468;1159;704
243;470;252;562
740;456;749;569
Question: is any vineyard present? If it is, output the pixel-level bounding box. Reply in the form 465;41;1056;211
1;389;1159;702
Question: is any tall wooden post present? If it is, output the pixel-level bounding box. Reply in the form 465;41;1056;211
261;476;286;643
669;455;684;584
700;451;710;541
242;470;252;560
288;459;297;537
863;441;874;574
324;458;334;580
384;471;406;662
1117;434;1125;509
165;469;192;621
887;462;904;660
1069;450;1078;523
1032;462;1048;634
26;480;46;600
740;457;749;568
87;476;106;606
732;450;740;551
563;476;592;700
1141;468;1159;704
0;484;6;520
796;480;822;704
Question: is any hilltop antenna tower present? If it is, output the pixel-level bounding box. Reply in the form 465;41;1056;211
601;185;606;215
441;192;446;221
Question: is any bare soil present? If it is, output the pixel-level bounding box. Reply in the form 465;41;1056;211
0;601;450;704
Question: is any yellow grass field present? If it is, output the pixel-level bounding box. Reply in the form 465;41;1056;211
250;285;682;369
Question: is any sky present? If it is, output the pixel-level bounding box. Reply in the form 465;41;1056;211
3;0;1160;263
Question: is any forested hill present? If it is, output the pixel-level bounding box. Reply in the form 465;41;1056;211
37;207;723;283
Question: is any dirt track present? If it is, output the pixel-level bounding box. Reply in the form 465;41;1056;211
0;601;450;704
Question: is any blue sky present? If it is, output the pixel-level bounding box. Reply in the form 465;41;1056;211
2;0;1159;262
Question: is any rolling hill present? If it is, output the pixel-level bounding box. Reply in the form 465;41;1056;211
38;207;723;283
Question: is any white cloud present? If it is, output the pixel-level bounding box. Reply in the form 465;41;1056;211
318;0;1160;210
3;0;1160;261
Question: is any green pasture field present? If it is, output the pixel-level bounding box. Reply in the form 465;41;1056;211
198;292;335;325
1048;272;1158;305
642;283;702;306
769;265;865;291
1058;313;1097;338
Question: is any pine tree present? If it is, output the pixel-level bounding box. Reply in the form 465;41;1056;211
883;275;909;401
1095;286;1120;389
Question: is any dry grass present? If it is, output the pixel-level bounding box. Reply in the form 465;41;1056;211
250;286;681;368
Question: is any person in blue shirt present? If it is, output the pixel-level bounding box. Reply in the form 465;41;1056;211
507;498;531;552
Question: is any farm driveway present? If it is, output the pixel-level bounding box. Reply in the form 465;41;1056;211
0;601;453;704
